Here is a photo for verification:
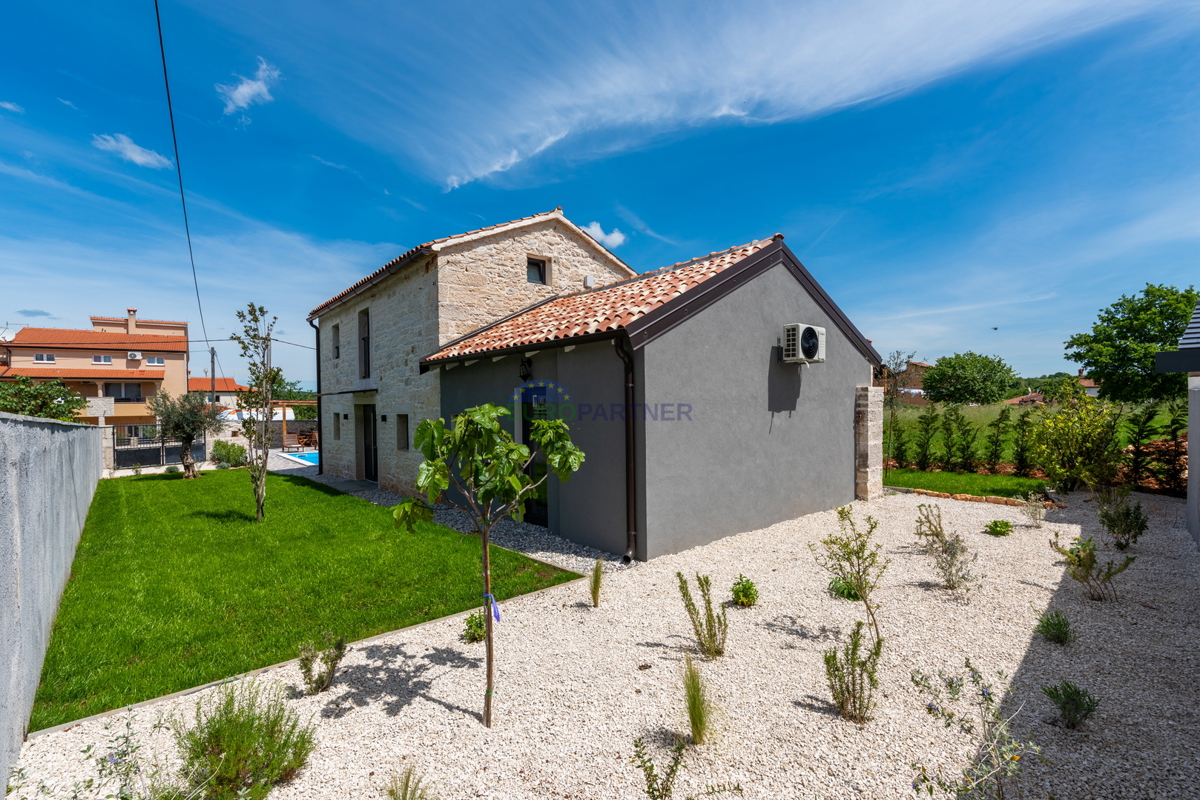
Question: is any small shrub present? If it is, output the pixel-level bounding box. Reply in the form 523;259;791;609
828;576;861;601
824;621;882;724
811;506;889;642
677;572;728;659
462;610;487;644
298;632;348;695
590;558;603;608
132;462;143;476
216;461;231;470
630;738;742;799
211;440;248;468
1035;609;1076;645
730;575;758;608
1123;401;1162;487
912;659;1040;798
1095;486;1149;551
942;405;979;473
1011;409;1037;477
913;503;944;547
682;654;713;745
1021;491;1046;528
1050;534;1135;602
385;766;438;800
913;403;941;472
165;465;181;474
914;504;981;597
1042;680;1099;729
983;406;1011;474
984;520;1013;537
1153;398;1188;494
891;425;910;469
174;681;315;800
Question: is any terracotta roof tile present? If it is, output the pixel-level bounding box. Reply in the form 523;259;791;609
424;238;773;363
308;208;634;318
188;377;248;392
8;327;188;352
1;368;167;380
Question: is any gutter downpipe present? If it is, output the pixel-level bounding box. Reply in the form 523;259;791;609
614;335;637;563
308;317;323;475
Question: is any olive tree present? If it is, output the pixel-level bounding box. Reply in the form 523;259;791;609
148;391;222;478
391;403;584;728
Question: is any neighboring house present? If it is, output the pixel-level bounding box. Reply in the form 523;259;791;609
1004;390;1045;406
188;376;248;406
308;208;637;491
876;360;930;405
1077;369;1100;397
0;309;188;427
314;209;883;561
1156;300;1200;545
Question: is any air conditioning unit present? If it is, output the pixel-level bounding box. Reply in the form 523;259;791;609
127;351;143;360
781;324;825;363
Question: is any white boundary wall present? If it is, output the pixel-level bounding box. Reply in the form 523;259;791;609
0;412;102;781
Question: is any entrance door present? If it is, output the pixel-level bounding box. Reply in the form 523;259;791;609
520;386;549;526
362;404;378;482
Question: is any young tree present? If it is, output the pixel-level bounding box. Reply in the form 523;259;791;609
922;352;1016;406
230;304;281;521
881;350;916;468
148;391;223;479
391;403;584;727
0;376;87;421
1065;283;1199;403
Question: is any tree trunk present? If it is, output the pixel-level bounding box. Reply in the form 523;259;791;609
179;433;198;479
253;464;266;521
482;524;494;728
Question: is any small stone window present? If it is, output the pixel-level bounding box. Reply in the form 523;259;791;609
527;257;547;285
333;414;341;440
397;414;410;450
332;323;340;359
358;309;371;379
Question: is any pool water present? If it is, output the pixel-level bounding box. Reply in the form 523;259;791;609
285;452;320;466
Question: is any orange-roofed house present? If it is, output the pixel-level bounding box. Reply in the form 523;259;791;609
188;376;249;406
308;209;882;560
0;309;189;427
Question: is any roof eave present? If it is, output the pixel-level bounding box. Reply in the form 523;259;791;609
1156;348;1200;373
307;247;433;320
419;329;622;374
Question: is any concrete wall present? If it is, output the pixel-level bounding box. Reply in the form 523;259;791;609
638;262;874;559
0;412;103;781
438;340;628;554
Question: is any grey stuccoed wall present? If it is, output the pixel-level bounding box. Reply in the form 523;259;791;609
0;412;103;782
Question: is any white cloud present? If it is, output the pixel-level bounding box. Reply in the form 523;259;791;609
311;154;347;170
57;98;78;110
216;57;281;116
0;101;24;114
91;134;172;169
581;221;627;249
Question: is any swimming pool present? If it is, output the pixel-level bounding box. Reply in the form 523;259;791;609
282;452;320;466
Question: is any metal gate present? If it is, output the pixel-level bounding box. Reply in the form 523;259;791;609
112;425;206;469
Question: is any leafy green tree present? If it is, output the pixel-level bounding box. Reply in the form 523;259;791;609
391;403;584;727
1033;392;1123;492
0;376;87;421
1065;283;1199;402
272;376;317;420
148;391;223;479
922;352;1016;406
881;350;916;468
230;303;281;521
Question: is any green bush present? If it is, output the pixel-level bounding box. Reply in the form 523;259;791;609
211;440;248;468
385;767;438;800
677;572;728;658
174;681;315;800
1035;609;1076;645
1011;409;1037;477
1042;680;1099;729
1050;534;1135;602
730;574;758;607
1033;393;1123;492
984;520;1013;537
298;632;348;695
824;621;881;724
1096;486;1149;551
165;465;181;474
216;462;231;470
942;405;979;473
828;576;861;601
462;610;487;644
913;404;941;472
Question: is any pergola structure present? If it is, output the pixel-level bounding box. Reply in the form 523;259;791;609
269;399;317;440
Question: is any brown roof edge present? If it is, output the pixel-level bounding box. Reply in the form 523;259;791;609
419;329;621;374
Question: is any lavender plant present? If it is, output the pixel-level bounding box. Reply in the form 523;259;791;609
298;632;348;695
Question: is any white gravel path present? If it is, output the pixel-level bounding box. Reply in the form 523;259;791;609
14;492;1199;799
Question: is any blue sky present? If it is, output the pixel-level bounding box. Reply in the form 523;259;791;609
2;0;1198;386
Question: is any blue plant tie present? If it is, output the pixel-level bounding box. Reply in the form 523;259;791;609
483;593;500;622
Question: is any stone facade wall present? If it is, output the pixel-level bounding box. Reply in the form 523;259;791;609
315;218;631;496
436;220;633;342
855;386;884;501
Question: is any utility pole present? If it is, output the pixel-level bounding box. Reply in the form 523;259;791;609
210;347;216;404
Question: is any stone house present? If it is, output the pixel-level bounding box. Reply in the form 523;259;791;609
307;209;636;494
310;210;882;560
1156;299;1200;544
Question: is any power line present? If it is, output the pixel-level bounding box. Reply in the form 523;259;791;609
270;336;316;351
152;0;210;347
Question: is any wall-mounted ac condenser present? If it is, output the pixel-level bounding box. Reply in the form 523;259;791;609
781;324;825;363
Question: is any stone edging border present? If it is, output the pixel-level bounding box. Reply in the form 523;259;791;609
884;486;1066;509
27;572;587;740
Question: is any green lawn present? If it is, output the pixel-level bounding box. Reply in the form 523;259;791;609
884;468;1046;498
31;470;577;731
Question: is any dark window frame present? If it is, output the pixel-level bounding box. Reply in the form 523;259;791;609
526;257;547;285
357;310;371;379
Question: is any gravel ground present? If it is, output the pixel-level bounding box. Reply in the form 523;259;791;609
15;492;1199;799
